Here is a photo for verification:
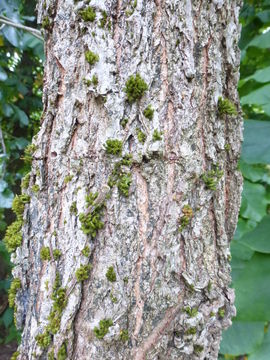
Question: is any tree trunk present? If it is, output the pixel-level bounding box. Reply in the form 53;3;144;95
13;0;243;359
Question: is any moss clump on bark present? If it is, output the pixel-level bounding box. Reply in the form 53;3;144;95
40;246;51;261
4;219;23;253
152;129;162;141
136;128;146;144
105;139;123;156
75;264;92;282
31;184;40;193
8;278;21;308
179;205;193;232
79;192;104;237
35;331;51;349
143;105;154;120
57;342;67;360
124;74;148;103
106;266;116;282
94;318;113;339
21;173;30;190
70;201;77;215
22;143;37;164
85;50;99;66
12;194;30;218
82;246;90;257
10;351;20;360
117;173;132;197
202;165;223;190
119;329;129;342
184;306;198;317
79;6;96;22
218;97;237;116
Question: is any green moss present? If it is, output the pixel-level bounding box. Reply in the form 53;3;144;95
4;219;23;252
48;349;55;360
64;175;73;184
120;118;128;128
22;143;37;164
32;184;40;193
194;345;204;353
207;281;212;292
40;247;51;261
123;276;128;284
35;331;51;349
105;139;123;156
117;173;132;197
119;329;129;342
218;97;237;116
110;292;118;303
218;308;225;318
41;16;50;30
93;318;113;339
48;279;67;334
45;280;49;291
21;173;30;190
136;128;146;144
124;74;148;103
70;201;77;215
91;74;98;86
85;50;99;66
179;205;193;231
53;249;61;259
8;278;21;308
152;129;162;141
143;105;154;120
57;342;67;360
82;246;90;257
106;266;116;282
10;351;20;360
224;143;231;151
79;6;96;22
202;165;223;191
76;264;92;282
185;327;197;335
12;194;30;219
79;192;104;236
184;306;198;317
48;309;61;334
99;10;108;28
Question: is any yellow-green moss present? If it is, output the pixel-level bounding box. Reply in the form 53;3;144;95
70;201;77;215
99;10;108;28
8;278;21;308
57;342;67;360
40;247;51;261
21;173;30;190
85;50;99;66
35;330;51;349
136;128;146;144
185;327;197;335
124;74;148;103
143;105;154;120
32;184;40;193
10;351;20;360
120;118;128;128
82;246;90;257
64;175;73;184
79;6;96;22
218;97;237;116
93;318;113;339
179;205;193;232
117;173;132;197
184;306;198;317
106;266;116;282
202;165;223;190
105;139;123;156
152;129;162;141
53;249;61;259
75;264;92;282
119;329;129;342
22;143;37;164
12;194;30;219
79;192;104;237
4;219;23;252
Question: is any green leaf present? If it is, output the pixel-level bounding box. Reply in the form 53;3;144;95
243;65;270;83
0;190;13;208
2;308;13;328
247;30;270;49
241;120;270;164
234;252;270;321
249;329;270;360
239;161;270;184
241;85;270;115
220;321;265;355
240;180;268;222
0;66;7;81
13;106;29;126
239;215;270;253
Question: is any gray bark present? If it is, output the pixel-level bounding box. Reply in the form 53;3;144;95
13;0;243;359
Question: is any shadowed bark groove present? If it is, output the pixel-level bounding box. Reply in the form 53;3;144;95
13;0;243;359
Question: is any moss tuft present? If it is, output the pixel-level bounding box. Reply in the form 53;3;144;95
194;344;204;353
75;264;92;282
53;249;61;259
4;219;23;253
184;306;198;317
120;118;128;128
35;331;51;349
79;192;104;237
70;201;77;215
143;105;154;120
218;308;225;318
202;165;223;190
218;97;237;116
82;246;91;257
79;6;96;22
105;139;123;156
119;329;129;342
93;318;113;339
185;327;197;335
106;266;116;282
22;143;37;164
64;175;73;184
124;74;148;103
40;247;51;261
57;342;67;360
179;205;193;232
21;173;30;190
99;10;108;28
10;351;20;360
117;173;132;197
8;278;21;308
12;194;30;219
85;50;99;66
136;128;146;144
152;129;162;141
31;184;40;193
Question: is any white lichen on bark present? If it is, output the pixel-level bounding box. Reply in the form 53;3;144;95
13;0;243;359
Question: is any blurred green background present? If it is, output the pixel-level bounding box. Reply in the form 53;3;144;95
1;0;270;359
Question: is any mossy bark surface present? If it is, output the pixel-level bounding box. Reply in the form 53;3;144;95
14;1;243;359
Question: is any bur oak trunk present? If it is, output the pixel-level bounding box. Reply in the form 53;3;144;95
13;0;243;359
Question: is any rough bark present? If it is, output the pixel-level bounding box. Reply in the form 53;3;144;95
13;0;243;359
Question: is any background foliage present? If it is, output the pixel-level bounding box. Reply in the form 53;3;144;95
0;0;270;359
0;0;43;351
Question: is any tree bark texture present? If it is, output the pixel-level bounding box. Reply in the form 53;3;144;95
14;0;243;359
